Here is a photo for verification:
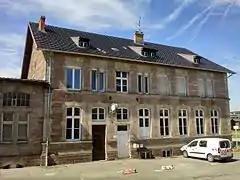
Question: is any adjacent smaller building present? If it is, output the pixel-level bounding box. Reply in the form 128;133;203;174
0;78;49;168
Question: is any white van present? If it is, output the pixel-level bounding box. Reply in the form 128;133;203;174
180;138;233;162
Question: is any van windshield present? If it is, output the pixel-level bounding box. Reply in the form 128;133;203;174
219;141;230;148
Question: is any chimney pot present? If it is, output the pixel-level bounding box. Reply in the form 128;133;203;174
39;16;46;32
134;30;144;45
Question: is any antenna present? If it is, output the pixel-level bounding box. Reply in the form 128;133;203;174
137;16;142;32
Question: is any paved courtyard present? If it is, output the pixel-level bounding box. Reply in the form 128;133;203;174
1;154;240;180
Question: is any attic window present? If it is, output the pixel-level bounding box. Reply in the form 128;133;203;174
79;37;90;48
141;48;157;58
193;55;201;64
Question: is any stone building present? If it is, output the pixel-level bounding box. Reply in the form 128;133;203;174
20;16;235;165
0;78;49;168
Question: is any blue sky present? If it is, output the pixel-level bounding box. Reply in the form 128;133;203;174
0;0;239;110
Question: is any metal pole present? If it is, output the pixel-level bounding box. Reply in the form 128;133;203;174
45;138;48;167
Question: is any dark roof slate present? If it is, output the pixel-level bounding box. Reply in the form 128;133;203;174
29;22;234;74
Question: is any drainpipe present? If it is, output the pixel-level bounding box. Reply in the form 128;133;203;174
44;51;53;167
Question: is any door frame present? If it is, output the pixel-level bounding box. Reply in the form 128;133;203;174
117;125;130;158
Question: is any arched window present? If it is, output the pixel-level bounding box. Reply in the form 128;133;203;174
92;108;105;121
178;109;188;135
196;109;204;135
159;108;169;136
211;110;219;134
139;109;150;139
66;107;81;140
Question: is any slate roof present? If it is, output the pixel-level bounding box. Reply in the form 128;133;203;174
28;22;234;74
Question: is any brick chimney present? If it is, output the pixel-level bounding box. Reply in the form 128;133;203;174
38;16;46;32
134;30;144;45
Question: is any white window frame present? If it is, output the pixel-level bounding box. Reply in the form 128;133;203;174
211;109;219;134
91;69;106;92
1;112;14;142
159;108;170;137
91;69;98;91
116;108;128;121
137;73;149;94
116;71;128;93
66;67;82;90
139;108;150;139
91;107;105;122
195;109;204;135
66;107;82;141
79;41;89;48
17;113;29;142
176;76;187;96
137;73;143;93
178;109;188;136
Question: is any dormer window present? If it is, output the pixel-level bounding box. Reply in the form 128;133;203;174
141;48;157;58
193;55;201;64
79;37;90;48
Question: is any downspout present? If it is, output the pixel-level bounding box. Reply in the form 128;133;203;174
44;51;53;167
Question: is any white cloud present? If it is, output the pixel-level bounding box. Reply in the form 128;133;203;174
0;34;25;78
0;0;151;31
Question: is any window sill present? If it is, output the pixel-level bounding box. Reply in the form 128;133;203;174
17;141;28;144
67;89;82;92
0;141;13;144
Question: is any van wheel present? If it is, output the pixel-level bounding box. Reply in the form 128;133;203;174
183;151;188;158
207;154;214;162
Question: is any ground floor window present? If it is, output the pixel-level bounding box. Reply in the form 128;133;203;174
66;107;82;140
1;112;28;142
211;110;219;134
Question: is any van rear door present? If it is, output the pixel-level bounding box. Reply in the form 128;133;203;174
219;140;232;157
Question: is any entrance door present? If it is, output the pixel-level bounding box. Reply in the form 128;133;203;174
92;125;105;161
117;125;129;158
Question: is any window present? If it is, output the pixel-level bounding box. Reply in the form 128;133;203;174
92;108;105;122
66;107;81;140
1;113;13;142
179;109;188;135
137;74;149;94
198;78;205;97
2;92;30;107
139;109;150;139
176;77;187;96
219;140;230;148
79;38;90;48
17;113;28;142
141;48;157;57
79;41;89;47
188;140;198;147
158;75;169;95
137;74;142;93
91;70;106;92
116;108;128;121
199;140;207;147
196;109;204;135
198;78;214;97
206;79;214;97
116;71;128;93
66;68;81;90
159;109;169;136
211;110;219;134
